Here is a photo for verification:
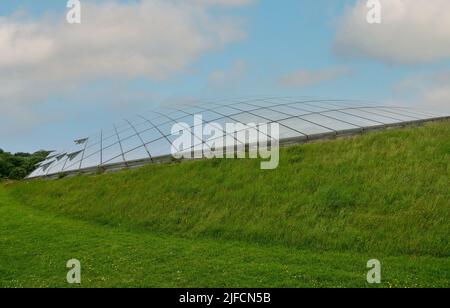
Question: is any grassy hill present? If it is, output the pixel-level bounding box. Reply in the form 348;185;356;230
1;120;449;287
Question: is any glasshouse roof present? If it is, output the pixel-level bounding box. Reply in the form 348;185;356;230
28;97;450;178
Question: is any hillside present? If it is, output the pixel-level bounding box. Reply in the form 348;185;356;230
1;120;449;287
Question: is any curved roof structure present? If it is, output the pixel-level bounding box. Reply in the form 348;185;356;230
28;97;450;178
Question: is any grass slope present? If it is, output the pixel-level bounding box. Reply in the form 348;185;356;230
1;186;449;288
1;120;449;287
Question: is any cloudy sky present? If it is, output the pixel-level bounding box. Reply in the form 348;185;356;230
1;0;449;152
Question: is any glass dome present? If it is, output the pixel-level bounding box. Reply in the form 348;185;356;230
27;97;450;178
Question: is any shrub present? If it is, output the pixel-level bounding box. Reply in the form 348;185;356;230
9;167;28;180
0;150;49;180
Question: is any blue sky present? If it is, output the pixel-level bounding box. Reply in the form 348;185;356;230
1;0;449;152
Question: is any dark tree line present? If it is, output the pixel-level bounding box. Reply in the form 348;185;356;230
0;149;50;180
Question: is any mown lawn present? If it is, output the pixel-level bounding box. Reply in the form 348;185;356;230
1;120;449;287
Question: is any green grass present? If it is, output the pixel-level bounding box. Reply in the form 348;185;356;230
1;121;449;287
1;185;448;288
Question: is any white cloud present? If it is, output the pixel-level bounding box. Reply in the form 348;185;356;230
0;0;251;133
0;22;54;67
392;70;450;112
335;0;450;64
188;0;255;6
208;60;246;88
279;67;350;88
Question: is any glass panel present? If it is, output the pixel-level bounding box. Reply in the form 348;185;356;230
198;111;224;122
179;106;205;115
117;127;137;140
323;111;382;127
270;105;311;116
390;108;431;119
345;100;374;108
103;154;125;166
113;120;129;132
122;135;145;153
408;109;441;118
124;146;151;162
98;127;115;142
276;97;316;103
157;121;178;137
140;128;163;144
149;115;171;126
134;120;154;133
80;152;101;169
246;98;280;107
83;141;100;159
230;112;270;124
213;106;241;116
230;103;260;112
28;169;42;178
102;143;124;164
301;114;358;131
369;108;417;121
289;102;325;112
102;132;120;149
378;108;428;119
174;115;196;128
251;109;289;121
411;108;448;117
278;126;305;140
280;118;332;135
344;109;401;124
165;110;190;120
63;160;81;172
142;112;162;122
45;161;64;175
148;138;173;158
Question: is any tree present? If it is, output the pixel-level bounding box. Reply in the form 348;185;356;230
14;152;31;158
9;167;28;180
0;158;13;178
0;149;49;180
